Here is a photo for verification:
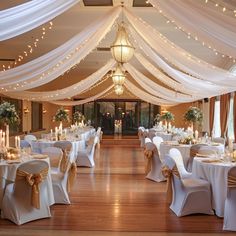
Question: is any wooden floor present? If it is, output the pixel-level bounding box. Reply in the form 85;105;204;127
0;136;233;235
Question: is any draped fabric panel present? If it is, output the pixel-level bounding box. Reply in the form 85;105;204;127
124;7;236;87
234;93;236;141
50;85;113;106
220;93;230;138
124;80;176;106
124;63;199;102
0;0;80;41
0;6;121;91
131;28;232;96
3;60;115;101
149;0;236;57
209;97;215;136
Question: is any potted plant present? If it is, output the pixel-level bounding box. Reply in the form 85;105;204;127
0;101;20;148
184;106;203;130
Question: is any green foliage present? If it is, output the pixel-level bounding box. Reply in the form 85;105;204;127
53;107;69;122
0;101;20;125
161;111;174;122
73;111;85;123
184;106;203;124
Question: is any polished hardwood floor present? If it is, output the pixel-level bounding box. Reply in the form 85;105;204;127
0;135;233;235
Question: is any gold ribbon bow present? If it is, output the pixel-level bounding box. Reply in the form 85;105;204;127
67;162;77;192
60;150;70;173
144;149;153;174
228;175;236;188
16;167;48;209
161;165;180;204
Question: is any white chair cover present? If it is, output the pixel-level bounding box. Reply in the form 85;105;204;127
138;127;145;148
212;137;225;145
169;148;192;178
76;136;98;167
164;155;213;217
1;160;51;225
153;136;164;151
42;147;63;172
223;167;236;231
24;134;37;143
145;142;165;182
145;137;152;144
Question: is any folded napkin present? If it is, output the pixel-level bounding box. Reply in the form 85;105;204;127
201;159;222;163
211;143;220;146
31;154;48;159
7;159;21;164
196;153;211;158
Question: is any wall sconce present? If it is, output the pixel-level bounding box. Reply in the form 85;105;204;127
24;107;29;114
43;108;47;114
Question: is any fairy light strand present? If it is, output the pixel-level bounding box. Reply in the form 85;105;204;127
1;21;53;71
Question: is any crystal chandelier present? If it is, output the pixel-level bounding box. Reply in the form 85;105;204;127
110;22;134;64
114;84;124;96
112;64;126;85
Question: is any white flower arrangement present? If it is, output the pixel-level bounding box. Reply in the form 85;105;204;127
53;107;69;122
0;101;20;125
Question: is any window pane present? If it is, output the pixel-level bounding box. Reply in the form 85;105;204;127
84;102;94;126
140;102;149;128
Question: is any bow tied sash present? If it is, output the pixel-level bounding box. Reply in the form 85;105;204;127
67;162;77;192
60;150;70;173
228;175;236;188
16;167;48;209
161;165;180;204
144;149;153;174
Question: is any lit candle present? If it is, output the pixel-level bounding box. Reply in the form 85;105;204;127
228;138;233;152
50;129;53;136
159;121;163;126
18;136;20;149
194;130;199;140
15;136;17;148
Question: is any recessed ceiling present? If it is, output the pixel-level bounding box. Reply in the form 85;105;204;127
133;0;152;7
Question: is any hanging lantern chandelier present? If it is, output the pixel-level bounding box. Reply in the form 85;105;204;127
114;84;124;96
112;64;126;85
110;22;134;64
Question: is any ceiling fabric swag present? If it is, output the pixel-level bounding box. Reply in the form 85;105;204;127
131;29;232;95
0;6;121;91
149;0;236;58
124;79;177;106
124;7;236;86
50;85;113;106
3;60;115;101
124;63;200;103
0;0;80;41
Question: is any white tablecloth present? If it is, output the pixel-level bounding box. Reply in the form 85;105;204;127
192;158;236;217
160;143;225;167
155;132;172;141
31;139;86;162
0;156;54;209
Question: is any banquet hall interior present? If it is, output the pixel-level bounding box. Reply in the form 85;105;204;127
0;0;236;235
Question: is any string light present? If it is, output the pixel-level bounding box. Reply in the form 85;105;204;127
149;1;236;61
1;21;53;71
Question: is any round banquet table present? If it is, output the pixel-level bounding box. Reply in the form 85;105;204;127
160;143;225;168
0;155;55;209
31;139;86;162
192;157;236;217
155;132;172;141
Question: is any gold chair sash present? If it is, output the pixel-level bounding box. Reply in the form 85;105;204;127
16;167;48;209
67;162;77;192
60;150;69;173
144;149;153;174
228;175;236;188
161;165;180;204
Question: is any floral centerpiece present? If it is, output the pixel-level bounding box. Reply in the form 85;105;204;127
179;136;195;145
73;111;85;124
0;101;20;148
53;107;70;123
0;102;20;126
161;111;174;123
184;106;203;128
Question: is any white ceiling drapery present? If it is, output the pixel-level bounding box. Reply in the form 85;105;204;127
124;63;199;103
3;60;115;101
124;79;177;106
124;7;236;86
0;6;121;91
50;85;113;106
0;0;80;41
149;0;236;58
